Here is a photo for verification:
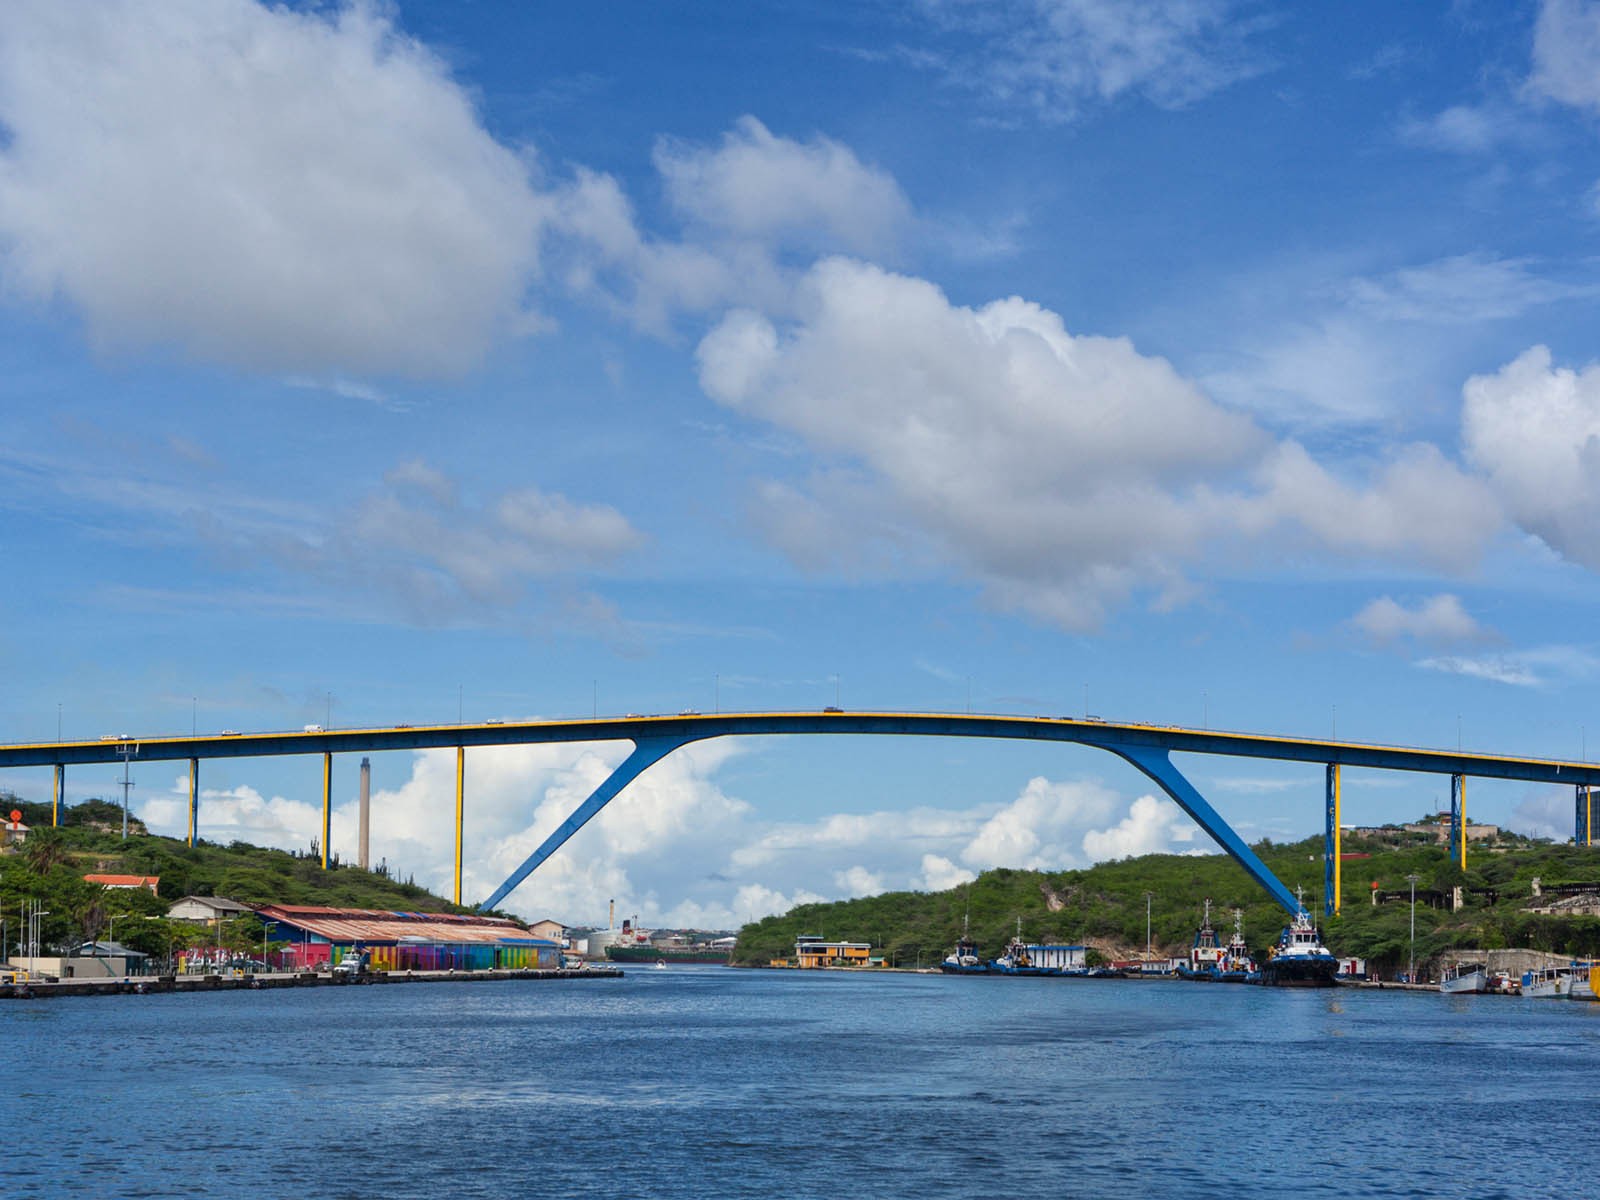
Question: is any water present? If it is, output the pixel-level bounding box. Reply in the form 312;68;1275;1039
7;970;1598;1198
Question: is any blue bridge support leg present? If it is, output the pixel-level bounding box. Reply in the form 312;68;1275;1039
1450;773;1465;869
1325;763;1340;919
1111;744;1303;918
477;736;694;913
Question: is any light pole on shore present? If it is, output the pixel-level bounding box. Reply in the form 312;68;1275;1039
1143;891;1154;969
1406;873;1420;983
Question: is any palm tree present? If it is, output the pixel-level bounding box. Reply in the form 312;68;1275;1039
24;830;72;874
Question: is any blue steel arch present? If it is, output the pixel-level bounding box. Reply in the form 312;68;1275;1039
7;710;1596;917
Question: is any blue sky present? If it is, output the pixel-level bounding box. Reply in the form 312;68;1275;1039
5;0;1600;927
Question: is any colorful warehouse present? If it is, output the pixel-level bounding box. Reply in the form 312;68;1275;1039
255;905;561;972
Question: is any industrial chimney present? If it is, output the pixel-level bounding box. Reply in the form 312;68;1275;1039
358;756;371;870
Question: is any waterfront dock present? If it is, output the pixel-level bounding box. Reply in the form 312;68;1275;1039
0;965;622;1000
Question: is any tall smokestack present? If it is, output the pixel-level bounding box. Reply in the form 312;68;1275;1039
358;757;371;870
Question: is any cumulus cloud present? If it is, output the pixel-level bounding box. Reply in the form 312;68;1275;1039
912;0;1270;124
0;0;545;377
1080;793;1197;860
1462;345;1600;567
917;853;976;891
833;865;887;897
1349;594;1493;647
697;257;1503;629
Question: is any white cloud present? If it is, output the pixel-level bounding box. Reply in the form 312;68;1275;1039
913;0;1270;124
1509;787;1572;840
1349;594;1493;647
962;777;1122;869
1396;104;1527;154
917;853;976;891
1528;0;1600;112
833;865;887;897
1462;345;1600;567
697;257;1503;629
1081;793;1196;860
222;458;643;623
1417;645;1600;689
0;0;545;377
1342;254;1593;324
654;116;910;257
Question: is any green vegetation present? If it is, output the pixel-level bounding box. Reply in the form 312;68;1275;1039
1;794;482;966
734;831;1600;973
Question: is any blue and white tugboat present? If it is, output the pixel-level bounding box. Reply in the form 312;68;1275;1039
1215;908;1258;983
990;917;1048;975
1260;890;1339;988
940;914;988;975
1177;898;1224;980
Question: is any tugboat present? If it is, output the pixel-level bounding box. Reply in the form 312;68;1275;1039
940;914;988;975
1216;908;1258;983
990;917;1047;975
1259;891;1339;988
1178;899;1224;980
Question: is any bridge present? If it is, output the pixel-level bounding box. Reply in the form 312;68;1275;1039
6;711;1599;919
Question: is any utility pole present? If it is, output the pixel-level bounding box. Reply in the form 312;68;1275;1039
1144;891;1154;970
119;743;135;840
1406;873;1420;984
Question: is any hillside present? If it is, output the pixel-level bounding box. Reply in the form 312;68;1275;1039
732;831;1600;973
2;795;485;959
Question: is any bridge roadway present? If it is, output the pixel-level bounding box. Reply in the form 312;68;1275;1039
7;711;1597;918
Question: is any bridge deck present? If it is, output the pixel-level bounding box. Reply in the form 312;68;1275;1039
6;710;1592;786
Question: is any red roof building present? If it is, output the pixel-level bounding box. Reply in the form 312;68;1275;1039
84;873;160;894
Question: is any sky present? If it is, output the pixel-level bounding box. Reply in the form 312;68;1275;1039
5;0;1600;928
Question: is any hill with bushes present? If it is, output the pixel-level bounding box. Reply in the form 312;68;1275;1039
1;794;486;962
733;830;1600;974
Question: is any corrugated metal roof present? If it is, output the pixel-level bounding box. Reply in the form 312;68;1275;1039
256;904;553;947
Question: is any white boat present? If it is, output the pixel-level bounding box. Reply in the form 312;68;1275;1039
1570;964;1597;1001
1440;962;1488;994
1519;966;1571;998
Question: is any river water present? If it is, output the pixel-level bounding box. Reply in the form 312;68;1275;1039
7;968;1597;1197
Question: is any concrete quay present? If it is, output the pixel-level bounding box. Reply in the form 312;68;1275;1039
0;965;623;1000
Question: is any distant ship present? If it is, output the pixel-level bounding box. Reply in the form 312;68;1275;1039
1259;895;1338;988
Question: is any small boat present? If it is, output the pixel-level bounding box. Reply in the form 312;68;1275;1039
1519;965;1571;998
1568;962;1597;1001
1259;891;1339;988
1440;962;1488;994
990;917;1048;975
1215;908;1258;983
654;959;667;969
940;915;988;975
1177;899;1224;980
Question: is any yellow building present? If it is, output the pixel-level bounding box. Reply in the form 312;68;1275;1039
795;935;872;968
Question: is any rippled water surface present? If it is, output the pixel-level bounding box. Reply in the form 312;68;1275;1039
9;969;1599;1197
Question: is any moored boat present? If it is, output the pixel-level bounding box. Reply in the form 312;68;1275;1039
1177;899;1224;980
1259;896;1339;988
941;915;988;975
1216;908;1258;983
1440;962;1489;994
1519;965;1571;998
